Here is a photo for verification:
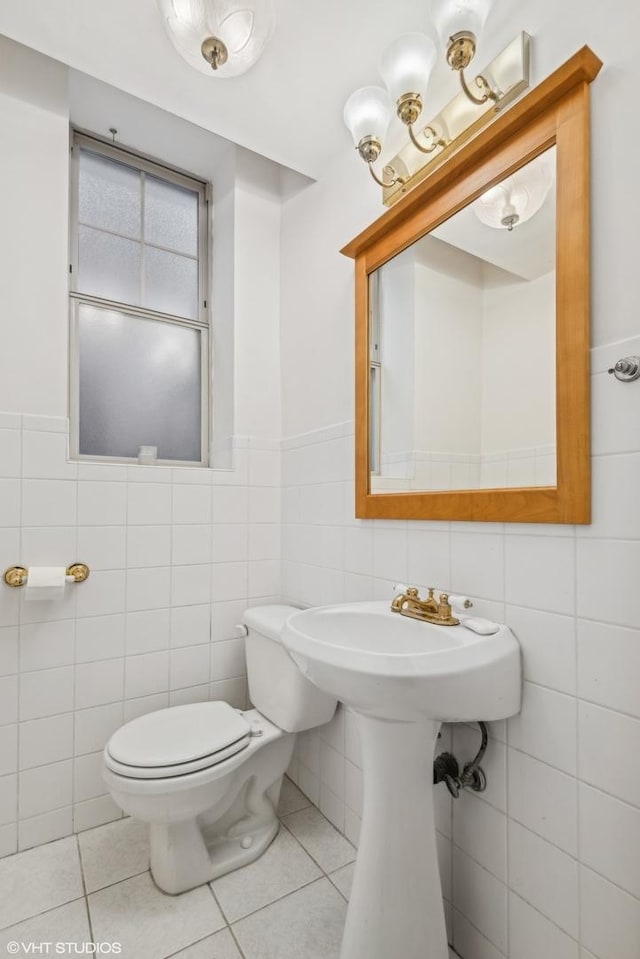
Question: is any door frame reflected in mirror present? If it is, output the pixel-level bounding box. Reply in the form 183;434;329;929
342;46;602;524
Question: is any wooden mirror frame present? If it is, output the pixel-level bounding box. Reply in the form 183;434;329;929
342;47;602;524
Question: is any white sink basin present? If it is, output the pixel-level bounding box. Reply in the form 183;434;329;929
282;600;521;959
283;601;521;722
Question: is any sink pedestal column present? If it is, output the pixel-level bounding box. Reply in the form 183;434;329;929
340;714;448;959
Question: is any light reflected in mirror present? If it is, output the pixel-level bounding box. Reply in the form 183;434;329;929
370;147;556;494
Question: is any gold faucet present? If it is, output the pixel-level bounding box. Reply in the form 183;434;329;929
391;587;460;626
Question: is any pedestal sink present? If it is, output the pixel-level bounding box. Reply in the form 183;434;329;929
282;601;521;959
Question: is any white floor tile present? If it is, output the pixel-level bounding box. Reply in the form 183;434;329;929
0;835;83;929
277;776;311;817
168;928;243;959
211;826;321;923
0;900;90;954
232;877;347;959
79;816;149;893
282;805;356;873
89;871;225;959
328;862;354;900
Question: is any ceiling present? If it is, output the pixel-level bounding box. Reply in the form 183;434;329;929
0;0;461;179
431;151;556;282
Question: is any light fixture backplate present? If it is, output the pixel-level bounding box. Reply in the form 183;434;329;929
383;32;530;207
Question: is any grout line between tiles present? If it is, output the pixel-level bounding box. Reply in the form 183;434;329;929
74;834;95;943
0;894;88;936
451;907;506;959
511;815;640;904
206;873;232;926
326;870;350;904
227;873;330;929
278;814;356;878
227;923;248;959
84;865;150;898
574;535;584;954
509;887;581;946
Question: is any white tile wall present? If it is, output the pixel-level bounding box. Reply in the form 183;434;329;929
281;389;640;959
1;345;639;959
0;415;282;852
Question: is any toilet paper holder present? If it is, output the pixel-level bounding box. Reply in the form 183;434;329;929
3;563;91;588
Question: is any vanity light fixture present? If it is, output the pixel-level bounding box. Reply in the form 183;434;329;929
344;0;531;201
473;154;553;230
156;0;274;77
430;0;499;105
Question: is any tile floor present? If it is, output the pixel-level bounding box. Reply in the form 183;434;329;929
0;778;458;959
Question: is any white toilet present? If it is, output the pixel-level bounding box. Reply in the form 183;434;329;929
102;605;336;894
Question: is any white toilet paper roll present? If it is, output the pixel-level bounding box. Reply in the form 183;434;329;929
24;566;68;602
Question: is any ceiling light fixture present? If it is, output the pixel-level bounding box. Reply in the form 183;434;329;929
473;155;554;231
157;0;274;78
344;1;531;201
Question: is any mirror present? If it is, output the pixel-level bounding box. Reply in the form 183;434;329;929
342;51;598;523
370;148;557;494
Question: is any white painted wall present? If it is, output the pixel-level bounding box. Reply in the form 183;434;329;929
0;38;69;417
481;268;556;453
280;4;640;958
376;242;554;491
378;249;416;461
233;149;282;442
413;242;483;456
0;37;283;852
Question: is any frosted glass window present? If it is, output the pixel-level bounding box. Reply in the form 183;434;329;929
77;226;141;305
145;176;198;255
78;150;141;238
145;247;198;319
71;133;208;465
78;305;202;462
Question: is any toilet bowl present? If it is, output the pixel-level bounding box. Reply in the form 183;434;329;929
102;605;336;895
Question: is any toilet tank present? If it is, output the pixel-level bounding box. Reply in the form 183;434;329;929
242;605;337;733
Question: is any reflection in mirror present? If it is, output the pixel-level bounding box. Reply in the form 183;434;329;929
370;147;556;494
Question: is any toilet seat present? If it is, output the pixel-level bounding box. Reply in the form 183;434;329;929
105;701;251;780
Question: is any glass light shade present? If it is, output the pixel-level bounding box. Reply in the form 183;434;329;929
474;156;554;230
379;33;437;104
344;86;393;148
429;0;494;45
157;0;274;77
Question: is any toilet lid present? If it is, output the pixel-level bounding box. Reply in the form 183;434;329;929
107;701;251;769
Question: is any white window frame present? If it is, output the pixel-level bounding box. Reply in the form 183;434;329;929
68;130;211;467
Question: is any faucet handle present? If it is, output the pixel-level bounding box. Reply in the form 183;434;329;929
438;592;452;611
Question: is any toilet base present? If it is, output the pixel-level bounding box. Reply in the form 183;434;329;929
150;815;280;895
148;769;285;895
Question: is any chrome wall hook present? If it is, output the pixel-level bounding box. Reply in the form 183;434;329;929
608;356;640;382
